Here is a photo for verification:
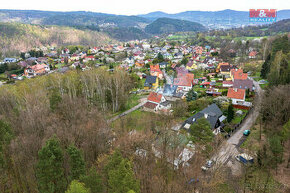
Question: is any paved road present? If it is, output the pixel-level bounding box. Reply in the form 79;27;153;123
211;80;263;175
107;98;147;123
162;70;172;85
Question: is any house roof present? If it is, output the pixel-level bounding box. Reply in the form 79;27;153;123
173;77;192;87
200;81;210;85
150;65;162;72
227;88;245;100
183;103;223;129
220;65;233;72
147;92;163;103
145;76;157;84
231;69;248;80
249;51;257;56
233;79;254;91
223;81;233;85
144;102;158;109
163;84;178;96
186;61;194;67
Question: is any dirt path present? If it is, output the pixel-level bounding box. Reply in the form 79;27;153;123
211;80;263;175
107;98;147;123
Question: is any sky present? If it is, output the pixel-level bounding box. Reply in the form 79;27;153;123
1;0;289;15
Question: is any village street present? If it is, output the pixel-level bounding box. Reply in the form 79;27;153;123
212;79;263;175
162;69;173;85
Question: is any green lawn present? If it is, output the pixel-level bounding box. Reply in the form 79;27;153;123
231;109;248;125
111;110;160;131
240;127;261;151
260;83;268;90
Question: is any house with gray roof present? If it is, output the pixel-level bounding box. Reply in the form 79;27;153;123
233;79;254;91
182;103;225;130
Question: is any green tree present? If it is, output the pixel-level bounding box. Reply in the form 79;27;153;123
181;57;188;65
0;120;13;167
20;52;25;60
66;180;90;193
67;144;86;181
186;89;197;101
157;52;164;62
280;120;290;143
227;103;234;123
36;136;66;193
105;151;140;193
189;118;214;143
49;90;62;111
80;166;103;193
269;135;284;173
260;54;271;79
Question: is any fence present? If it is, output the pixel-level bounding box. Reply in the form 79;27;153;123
224;106;253;139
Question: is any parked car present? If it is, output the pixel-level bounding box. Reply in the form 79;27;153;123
243;130;251;136
235;153;254;164
201;160;215;171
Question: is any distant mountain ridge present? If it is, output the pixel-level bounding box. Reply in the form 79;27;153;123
145;17;206;34
139;9;290;28
0;9;289;42
0;22;117;56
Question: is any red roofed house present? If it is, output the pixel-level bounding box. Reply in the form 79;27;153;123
227;88;245;105
222;81;233;88
230;69;248;81
24;64;50;77
84;55;95;63
200;81;211;88
150;65;163;79
174;73;194;92
144;92;170;111
249;51;258;59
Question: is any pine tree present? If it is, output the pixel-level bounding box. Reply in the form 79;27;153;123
80;166;103;193
261;54;271;79
105;151;140;193
186;89;197;101
66;180;90;193
67;144;86;181
36;136;66;193
227;103;234;123
157;52;164;62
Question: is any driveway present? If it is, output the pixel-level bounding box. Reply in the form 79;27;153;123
162;69;172;85
211;80;263;175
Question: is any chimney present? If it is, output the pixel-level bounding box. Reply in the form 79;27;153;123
234;88;238;92
204;113;208;119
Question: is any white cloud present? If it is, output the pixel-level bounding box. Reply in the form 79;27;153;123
0;0;288;15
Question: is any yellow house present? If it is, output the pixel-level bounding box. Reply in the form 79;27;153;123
144;76;159;90
186;61;197;70
216;62;229;73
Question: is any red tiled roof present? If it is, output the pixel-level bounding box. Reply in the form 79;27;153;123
223;81;233;85
150;65;162;72
230;69;248;80
144;102;158;109
249;51;257;56
201;81;210;85
173;77;192;87
171;63;177;68
147;92;163;103
227;88;245;100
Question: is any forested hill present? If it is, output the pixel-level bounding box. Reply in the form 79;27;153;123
0;22;117;57
145;17;206;34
